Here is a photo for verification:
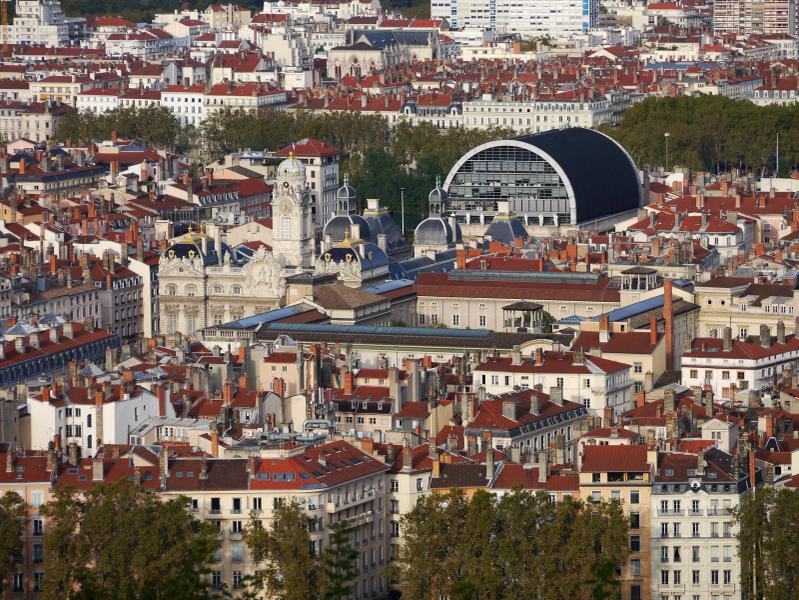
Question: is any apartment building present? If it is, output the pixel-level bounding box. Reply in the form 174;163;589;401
161;440;390;598
473;348;633;422
682;324;799;399
651;448;757;600
579;444;655;600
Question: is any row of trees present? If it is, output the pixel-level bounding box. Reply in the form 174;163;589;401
397;489;629;600
55;106;187;151
735;486;799;600
599;95;799;176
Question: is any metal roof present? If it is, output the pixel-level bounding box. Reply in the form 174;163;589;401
598;295;664;322
262;322;493;339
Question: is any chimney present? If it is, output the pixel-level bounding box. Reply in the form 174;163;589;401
484;433;494;482
67;441;78;467
92;458;104;482
650;318;658;345
343;368;354;395
239;373;248;390
511;345;521;366
664;279;674;370
502;398;517;421
210;423;219;457
760;324;771;348
537;451;548;483
603;406;614;427
534;348;543;366
402;441;412;471
223;378;233;405
777;320;786;344
664;388;676;414
599;314;610;343
636;389;646;408
723;326;733;351
549;386;563;406
530;393;539;415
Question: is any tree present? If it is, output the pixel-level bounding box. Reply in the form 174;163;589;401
735;487;799;600
243;500;321;600
54;106;181;149
322;520;359;600
40;481;217;600
397;489;628;600
0;491;24;590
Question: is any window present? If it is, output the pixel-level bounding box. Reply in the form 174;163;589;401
232;497;242;513
692;522;700;537
629;535;640;552
673;546;681;562
692;546;700;562
232;521;242;534
33;544;43;563
592;473;601;482
33;518;43;536
583;398;591;409
711;570;719;585
212;571;222;589
479;315;486;327
630;585;641;600
630;490;640;504
233;570;243;589
673;523;681;538
390;480;399;492
280;217;290;238
210;498;221;513
416;478;423;492
452;314;459;326
31;491;43;508
630;558;641;576
673;570;681;584
634;362;642;373
690;369;698;378
723;570;731;584
661;570;669;585
692;570;700;584
253;497;262;512
391;522;399;537
630;512;640;529
661;522;669;537
232;285;241;295
390;500;399;514
13;573;23;592
661;546;669;562
86;413;92;428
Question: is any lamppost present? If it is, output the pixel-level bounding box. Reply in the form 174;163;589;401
664;132;670;172
399;187;405;234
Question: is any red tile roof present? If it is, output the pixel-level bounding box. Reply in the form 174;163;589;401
581;444;650;472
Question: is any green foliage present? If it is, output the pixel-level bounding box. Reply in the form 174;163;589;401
0;491;25;587
600;95;799;175
735;487;799;600
199;108;512;227
322;520;359;600
243;500;321;600
58;0;259;23
540;311;555;333
40;481;218;600
55;106;182;150
398;489;629;600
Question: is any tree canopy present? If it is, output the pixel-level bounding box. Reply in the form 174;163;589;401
735;486;799;600
40;481;218;600
243;500;322;600
397;489;629;600
0;491;25;591
599;95;799;176
55;106;183;150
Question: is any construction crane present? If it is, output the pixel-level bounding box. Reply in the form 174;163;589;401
1;0;9;56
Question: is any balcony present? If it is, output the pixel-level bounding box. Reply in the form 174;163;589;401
327;489;376;513
707;508;731;516
345;511;375;528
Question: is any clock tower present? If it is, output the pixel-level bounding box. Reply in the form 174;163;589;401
271;152;314;269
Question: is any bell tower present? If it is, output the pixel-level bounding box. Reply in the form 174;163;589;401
271;152;314;269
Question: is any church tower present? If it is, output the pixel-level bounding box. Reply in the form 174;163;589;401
271;152;314;269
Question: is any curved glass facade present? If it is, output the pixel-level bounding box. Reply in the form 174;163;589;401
446;144;572;223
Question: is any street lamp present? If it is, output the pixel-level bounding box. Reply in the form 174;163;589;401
664;132;671;172
399;187;405;235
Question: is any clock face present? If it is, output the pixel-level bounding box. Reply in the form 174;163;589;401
276;197;293;216
282;181;290;189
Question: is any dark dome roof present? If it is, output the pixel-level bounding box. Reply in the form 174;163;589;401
485;216;528;244
336;183;357;201
325;243;388;271
515;128;641;223
323;214;372;243
168;236;235;266
414;217;461;246
363;210;410;255
428;185;447;205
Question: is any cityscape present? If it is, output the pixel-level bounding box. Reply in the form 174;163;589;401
0;0;798;598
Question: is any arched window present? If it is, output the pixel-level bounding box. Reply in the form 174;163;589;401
232;285;242;295
185;284;197;297
212;285;222;295
86;413;92;428
86;435;92;449
166;285;177;296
